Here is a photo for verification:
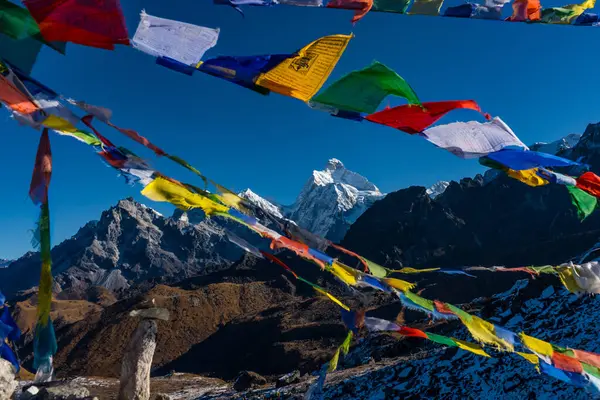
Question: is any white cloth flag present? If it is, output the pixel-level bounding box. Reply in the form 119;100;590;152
364;317;401;332
572;262;600;294
422;117;528;159
132;11;219;66
226;232;264;259
66;98;113;123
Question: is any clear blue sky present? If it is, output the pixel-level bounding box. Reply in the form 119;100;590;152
1;0;599;259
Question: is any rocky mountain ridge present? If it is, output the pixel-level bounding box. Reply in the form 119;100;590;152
0;198;245;300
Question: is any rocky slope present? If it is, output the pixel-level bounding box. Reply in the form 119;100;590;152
0;198;244;300
342;124;600;274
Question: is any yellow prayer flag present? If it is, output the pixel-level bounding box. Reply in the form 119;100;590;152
330;261;360;286
42;114;78;132
517;351;540;367
394;267;441;274
141;176;229;216
557;266;581;294
461;315;514;351
383;277;415;292
328;348;341;372
256;34;352;102
506;168;548;187
519;333;554;357
563;0;596;16
452;338;491;358
313;286;351;311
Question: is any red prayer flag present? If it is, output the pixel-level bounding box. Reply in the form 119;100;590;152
552;352;583;373
23;0;130;49
434;300;455;316
107;122;167;157
30;129;52;206
365;100;487;134
398;326;428;339
576;172;600;198
0;74;39;115
508;0;541;21
574;349;600;369
327;0;373;23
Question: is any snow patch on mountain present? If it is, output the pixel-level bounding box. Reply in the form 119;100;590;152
530;133;581;155
426;181;450;199
239;189;284;219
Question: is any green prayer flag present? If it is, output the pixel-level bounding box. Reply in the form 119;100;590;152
372;0;412;13
426;332;458;348
540;7;578;23
583;362;600;378
404;290;435;312
0;0;65;54
567;186;597;221
364;258;388;278
311;61;421;114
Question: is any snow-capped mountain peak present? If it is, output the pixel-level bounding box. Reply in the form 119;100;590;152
311;158;380;193
530;133;581;155
237;159;385;242
426;181;450;199
239;189;284;219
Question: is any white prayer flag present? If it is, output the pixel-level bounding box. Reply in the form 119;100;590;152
364;317;401;332
132;11;219;66
422;117;528;159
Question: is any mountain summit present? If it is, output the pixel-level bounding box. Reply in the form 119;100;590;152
239;159;385;242
285;158;384;241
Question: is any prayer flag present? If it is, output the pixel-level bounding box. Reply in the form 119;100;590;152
326;0;373;23
372;0;411;13
552;352;583;373
506;168;549;187
422;117;527;159
508;0;541;21
23;0;130;49
313;61;421;114
255;34;352;102
566;186;597;221
364;316;401;332
486;149;580;171
520;333;554;358
199;54;294;95
29;129;52;206
409;0;444;15
398;326;428;339
132;11;219;67
574;12;600;24
366;100;485;134
444;3;476;17
453;338;491;357
541;0;595;23
141;176;229;215
576;172;600;198
574;349;600;369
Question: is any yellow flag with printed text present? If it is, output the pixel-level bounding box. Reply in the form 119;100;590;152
256;34;352;102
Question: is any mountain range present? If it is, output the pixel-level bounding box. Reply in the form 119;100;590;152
2;122;600;398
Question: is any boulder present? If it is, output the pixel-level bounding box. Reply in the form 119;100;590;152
0;359;16;400
232;371;267;392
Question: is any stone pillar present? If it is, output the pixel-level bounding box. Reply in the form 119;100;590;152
118;305;169;400
0;358;17;400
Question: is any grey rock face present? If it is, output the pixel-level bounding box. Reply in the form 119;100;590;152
0;199;245;300
0;359;16;400
119;319;158;400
